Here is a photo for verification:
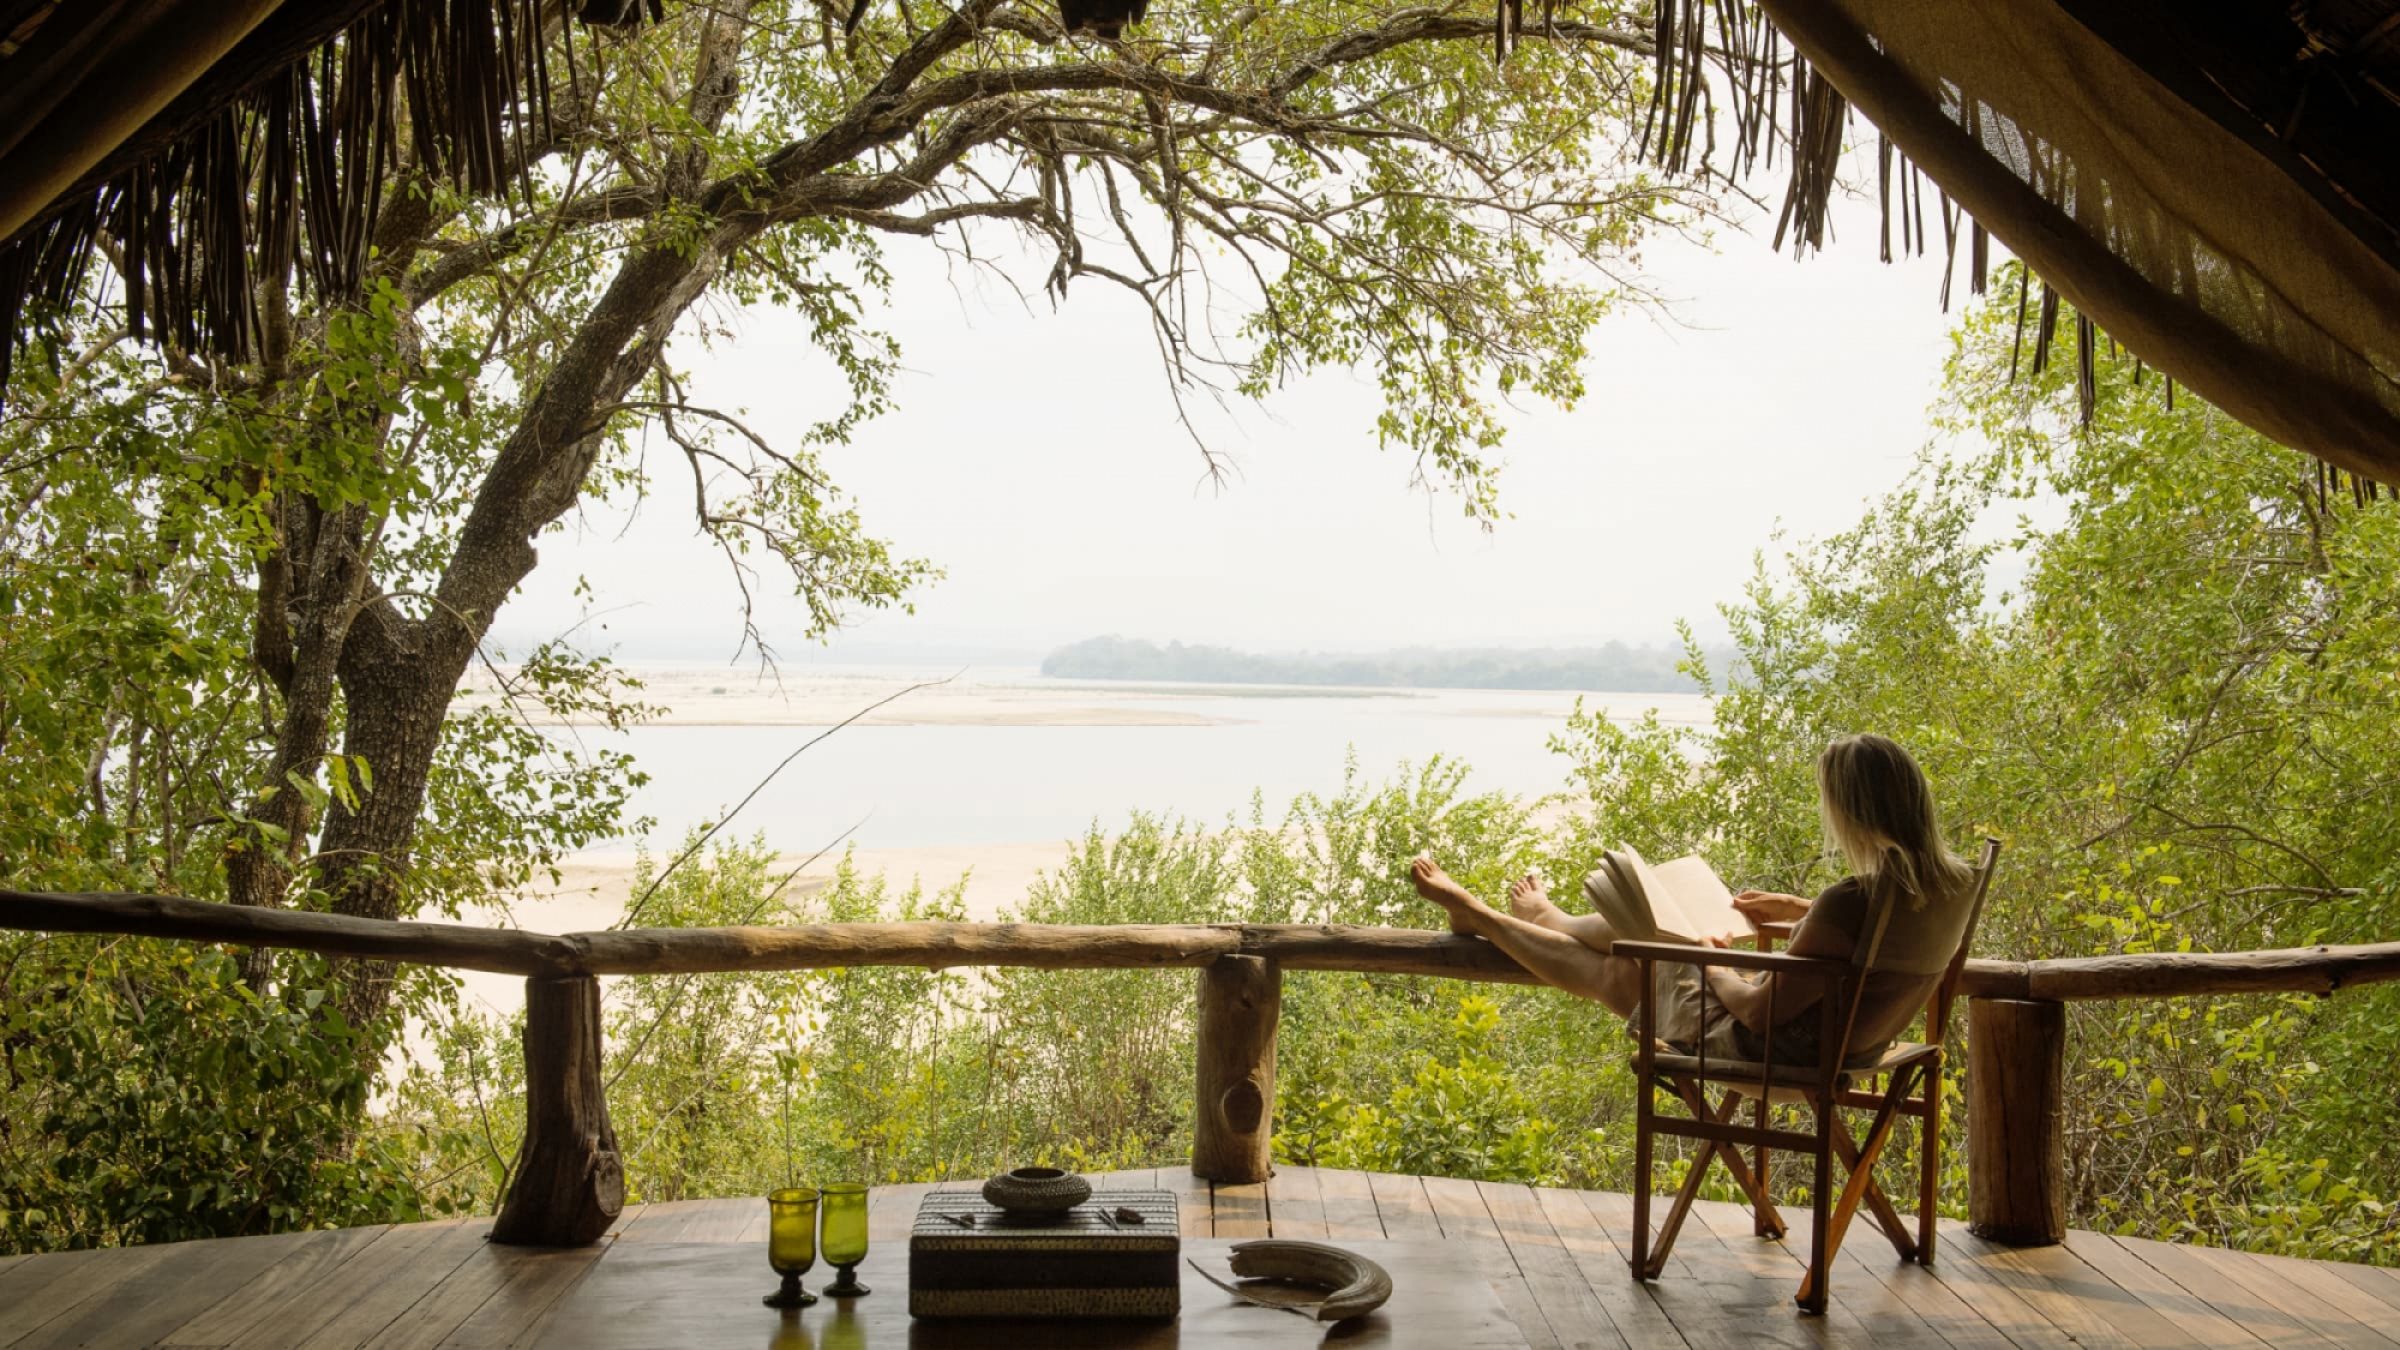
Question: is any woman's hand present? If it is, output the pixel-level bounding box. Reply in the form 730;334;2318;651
1732;889;1810;925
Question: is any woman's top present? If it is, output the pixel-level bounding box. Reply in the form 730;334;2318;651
1736;873;1974;1065
1639;873;1974;1069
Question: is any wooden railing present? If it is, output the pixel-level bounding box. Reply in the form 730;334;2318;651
5;888;2397;1248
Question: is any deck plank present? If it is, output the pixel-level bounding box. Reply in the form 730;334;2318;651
272;1219;488;1349
678;1198;753;1244
1214;1182;1272;1238
616;1198;728;1244
0;1241;184;1347
1477;1181;1630;1350
361;1240;605;1350
2316;1258;2400;1319
868;1182;937;1241
10;1177;2394;1348
1572;1186;1693;1282
1316;1167;1386;1241
2173;1237;2387;1345
2224;1246;2400;1345
2198;1239;2400;1335
1682;1197;1892;1347
1938;1224;2181;1347
1896;1220;2078;1348
429;1244;607;1348
1423;1175;1505;1244
158;1223;395;1347
1263;1164;1329;1239
2111;1232;2341;1346
1159;1164;1215;1238
1691;1199;1939;1347
1573;1187;1827;1350
1531;1186;1688;1348
15;1229;319;1350
1368;1172;1444;1241
1418;1176;1553;1349
1768;1203;2013;1349
2064;1233;2271;1348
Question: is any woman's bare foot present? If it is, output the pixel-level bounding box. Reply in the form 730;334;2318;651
1507;873;1555;922
1409;855;1491;936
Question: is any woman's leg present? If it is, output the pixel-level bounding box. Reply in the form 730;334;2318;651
1412;859;1645;1015
1506;873;1623;955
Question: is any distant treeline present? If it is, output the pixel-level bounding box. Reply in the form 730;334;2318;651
1039;636;1719;692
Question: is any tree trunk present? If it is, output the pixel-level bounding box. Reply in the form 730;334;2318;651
318;609;455;1032
229;501;372;986
491;975;624;1246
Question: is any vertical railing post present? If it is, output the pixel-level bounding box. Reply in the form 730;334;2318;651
1191;954;1280;1183
492;974;624;1246
1966;996;2066;1246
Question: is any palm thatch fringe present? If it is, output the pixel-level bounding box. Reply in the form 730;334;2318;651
1614;0;2395;488
0;0;656;408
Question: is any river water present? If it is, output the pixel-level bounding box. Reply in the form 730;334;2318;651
568;667;1716;856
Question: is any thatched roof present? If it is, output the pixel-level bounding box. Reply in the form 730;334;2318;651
0;0;637;396
1637;0;2400;491
4;0;2399;493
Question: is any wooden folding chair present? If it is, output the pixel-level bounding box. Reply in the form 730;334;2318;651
1616;837;2001;1314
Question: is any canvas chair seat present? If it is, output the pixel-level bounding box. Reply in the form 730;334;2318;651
1618;837;2002;1315
1638;1037;1939;1096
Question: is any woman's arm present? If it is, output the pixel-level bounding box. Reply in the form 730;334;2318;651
1705;907;1857;1033
1731;889;1812;925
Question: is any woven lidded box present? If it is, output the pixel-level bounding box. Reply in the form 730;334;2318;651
908;1188;1180;1319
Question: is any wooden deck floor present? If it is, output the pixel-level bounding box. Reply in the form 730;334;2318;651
4;1165;2397;1347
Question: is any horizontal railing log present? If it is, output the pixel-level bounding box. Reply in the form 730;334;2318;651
5;887;2397;1250
0;888;587;975
0;888;1545;982
10;890;2395;996
1956;942;2400;1001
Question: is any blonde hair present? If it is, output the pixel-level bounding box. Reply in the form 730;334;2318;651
1817;734;1972;910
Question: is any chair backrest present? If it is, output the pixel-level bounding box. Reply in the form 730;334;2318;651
1927;837;2003;1048
1826;835;2003;1067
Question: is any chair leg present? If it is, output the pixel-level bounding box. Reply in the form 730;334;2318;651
1753;1095;1777;1239
1667;1080;1787;1240
1830;1110;1918;1261
1820;1067;1920;1275
1798;1104;1834;1315
1919;1061;1941;1266
1632;1073;1655;1280
1647;1128;1723;1279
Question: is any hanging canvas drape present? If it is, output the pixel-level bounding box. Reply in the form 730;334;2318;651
1723;0;2400;486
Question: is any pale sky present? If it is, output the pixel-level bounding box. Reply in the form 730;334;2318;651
494;185;1977;665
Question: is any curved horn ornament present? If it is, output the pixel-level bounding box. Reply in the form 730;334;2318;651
1217;1239;1395;1321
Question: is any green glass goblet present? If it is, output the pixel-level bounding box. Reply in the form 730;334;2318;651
820;1183;871;1297
763;1187;820;1309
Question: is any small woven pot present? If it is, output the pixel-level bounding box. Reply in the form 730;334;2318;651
981;1167;1092;1216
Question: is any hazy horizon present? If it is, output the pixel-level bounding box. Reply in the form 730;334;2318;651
559;629;1718;666
491;180;1998;667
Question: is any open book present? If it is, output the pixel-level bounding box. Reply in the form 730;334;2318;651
1580;846;1749;946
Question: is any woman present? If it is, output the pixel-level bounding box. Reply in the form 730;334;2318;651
1410;733;1976;1064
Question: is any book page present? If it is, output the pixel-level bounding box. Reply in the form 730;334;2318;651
1646;856;1747;944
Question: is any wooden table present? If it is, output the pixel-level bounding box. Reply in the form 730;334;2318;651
533;1237;1532;1347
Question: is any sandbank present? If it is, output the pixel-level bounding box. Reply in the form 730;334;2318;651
455;664;1237;728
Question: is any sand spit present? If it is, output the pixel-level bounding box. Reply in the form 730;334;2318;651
456;665;1236;728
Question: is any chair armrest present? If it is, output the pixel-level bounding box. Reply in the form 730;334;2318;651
1611;941;1849;980
1754;921;1797;940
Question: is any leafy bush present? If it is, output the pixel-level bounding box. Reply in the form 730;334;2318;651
0;943;433;1251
